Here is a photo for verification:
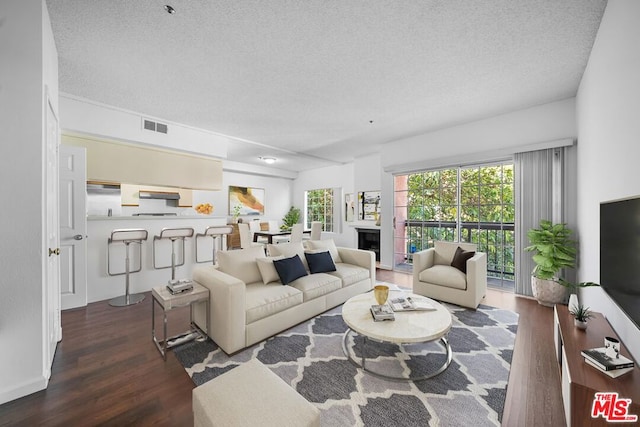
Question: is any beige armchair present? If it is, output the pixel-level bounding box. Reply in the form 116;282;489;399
412;241;487;309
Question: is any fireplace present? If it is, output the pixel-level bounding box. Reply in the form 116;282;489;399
356;228;380;261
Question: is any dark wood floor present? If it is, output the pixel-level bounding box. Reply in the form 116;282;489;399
0;270;565;426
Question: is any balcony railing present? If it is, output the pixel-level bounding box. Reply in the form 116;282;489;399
396;220;515;289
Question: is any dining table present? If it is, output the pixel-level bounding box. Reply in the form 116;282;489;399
252;229;310;244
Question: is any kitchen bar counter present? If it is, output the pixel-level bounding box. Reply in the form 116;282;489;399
88;215;228;221
86;215;228;303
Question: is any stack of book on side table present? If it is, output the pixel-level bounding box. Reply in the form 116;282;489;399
370;304;395;321
581;347;635;378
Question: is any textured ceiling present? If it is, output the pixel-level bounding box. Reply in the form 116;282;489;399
46;0;607;172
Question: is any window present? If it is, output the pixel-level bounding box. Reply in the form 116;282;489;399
393;162;514;290
305;188;334;232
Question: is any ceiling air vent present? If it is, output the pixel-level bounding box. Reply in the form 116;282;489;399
142;118;168;134
156;123;168;134
143;119;156;131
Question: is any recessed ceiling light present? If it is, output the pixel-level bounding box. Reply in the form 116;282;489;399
164;5;176;14
259;156;276;164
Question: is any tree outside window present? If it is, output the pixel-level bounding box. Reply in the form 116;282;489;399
305;188;334;232
394;162;514;289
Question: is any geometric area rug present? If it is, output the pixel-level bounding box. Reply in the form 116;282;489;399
175;301;519;427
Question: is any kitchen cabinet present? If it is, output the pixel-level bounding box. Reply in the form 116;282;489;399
121;183;193;207
62;134;222;190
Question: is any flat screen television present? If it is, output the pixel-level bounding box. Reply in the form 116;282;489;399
600;196;640;329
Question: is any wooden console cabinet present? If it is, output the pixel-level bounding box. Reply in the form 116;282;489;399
226;223;240;249
554;305;640;426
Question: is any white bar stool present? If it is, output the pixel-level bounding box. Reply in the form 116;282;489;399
153;227;194;281
107;228;148;307
195;225;233;264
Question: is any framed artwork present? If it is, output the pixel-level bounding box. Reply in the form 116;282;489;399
358;191;380;221
345;193;355;222
229;186;265;215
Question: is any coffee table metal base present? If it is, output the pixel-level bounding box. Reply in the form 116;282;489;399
341;329;452;382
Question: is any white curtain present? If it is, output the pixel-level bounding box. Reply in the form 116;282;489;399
514;148;563;296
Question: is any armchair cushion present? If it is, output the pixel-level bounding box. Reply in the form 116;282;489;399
451;246;475;273
419;265;468;290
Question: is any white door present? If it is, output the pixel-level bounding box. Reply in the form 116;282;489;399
45;91;61;374
59;145;87;310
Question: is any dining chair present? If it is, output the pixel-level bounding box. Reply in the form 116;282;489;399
289;223;304;244
238;223;265;249
249;220;268;244
310;221;322;240
269;220;288;244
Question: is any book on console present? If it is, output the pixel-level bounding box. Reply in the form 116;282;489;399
584;357;634;378
370;304;395;321
581;347;635;371
389;296;435;312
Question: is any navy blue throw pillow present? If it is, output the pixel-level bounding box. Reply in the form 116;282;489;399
451;246;475;274
273;254;308;285
305;251;337;274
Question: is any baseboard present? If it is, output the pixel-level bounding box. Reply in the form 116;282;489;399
0;374;48;405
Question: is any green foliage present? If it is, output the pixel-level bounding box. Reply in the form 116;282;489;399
558;278;600;292
280;206;301;231
569;304;594;322
402;164;515;282
232;205;242;219
524;220;576;280
306;189;333;231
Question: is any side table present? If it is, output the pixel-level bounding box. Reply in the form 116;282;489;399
152;282;209;360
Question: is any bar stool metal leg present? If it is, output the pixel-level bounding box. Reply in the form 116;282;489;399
153;227;195;283
108;228;148;307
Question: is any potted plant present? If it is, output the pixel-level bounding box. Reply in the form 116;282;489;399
569;303;594;329
280;206;301;231
231;205;242;223
558;278;600;311
524;220;577;306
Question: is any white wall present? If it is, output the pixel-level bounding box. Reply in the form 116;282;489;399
576;0;640;359
60;94;229;159
297;99;579;270
0;0;57;404
206;170;293;224
381;98;577;173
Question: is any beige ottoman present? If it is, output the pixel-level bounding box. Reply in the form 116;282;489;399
192;358;320;427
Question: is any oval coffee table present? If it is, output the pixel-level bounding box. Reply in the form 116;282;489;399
341;291;453;381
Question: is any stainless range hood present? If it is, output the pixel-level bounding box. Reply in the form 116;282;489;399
138;190;180;201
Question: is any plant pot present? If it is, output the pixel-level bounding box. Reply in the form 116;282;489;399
531;276;568;307
574;319;588;330
568;293;579;312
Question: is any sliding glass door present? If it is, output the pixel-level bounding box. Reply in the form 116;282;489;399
393;162;515;290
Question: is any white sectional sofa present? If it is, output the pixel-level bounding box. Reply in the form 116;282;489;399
192;240;376;354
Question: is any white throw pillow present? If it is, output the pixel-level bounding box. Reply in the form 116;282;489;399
218;246;266;284
267;241;308;269
306;239;342;263
256;256;284;284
